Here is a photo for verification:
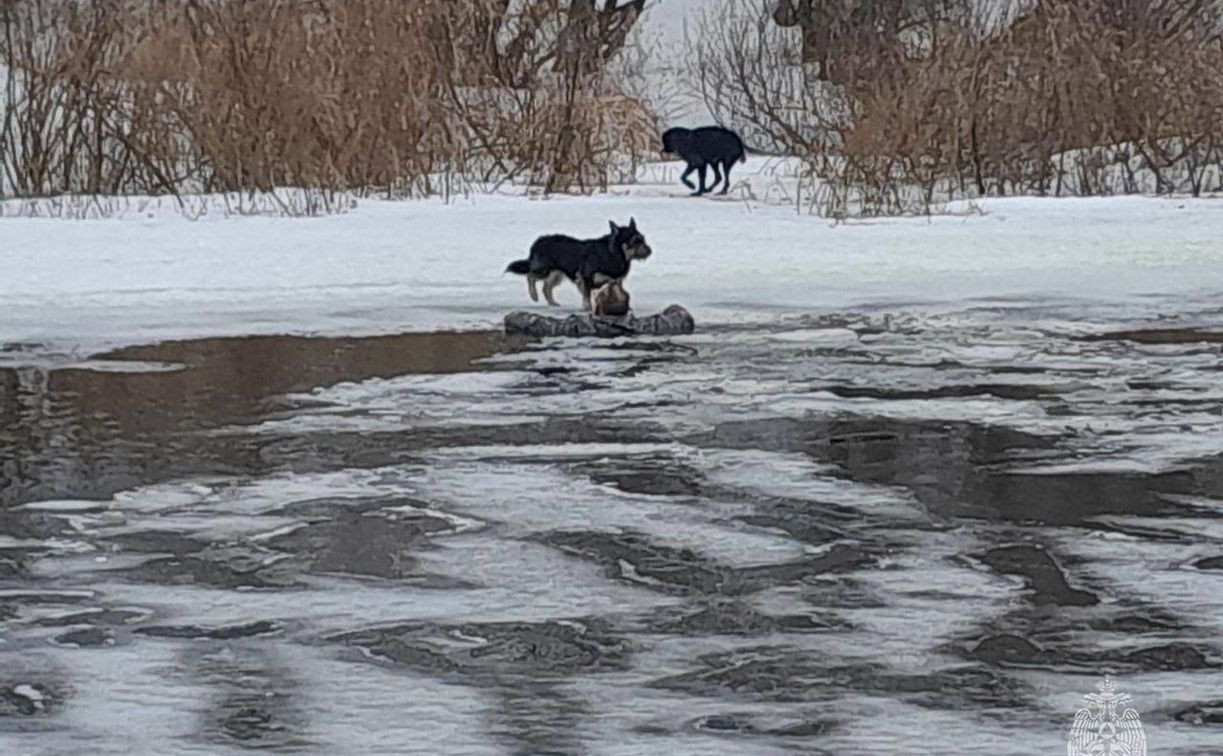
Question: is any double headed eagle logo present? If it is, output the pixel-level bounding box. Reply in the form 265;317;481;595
1068;674;1147;756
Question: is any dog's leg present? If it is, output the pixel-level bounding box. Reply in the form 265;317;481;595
720;160;734;194
679;164;696;190
692;165;709;196
543;271;564;307
577;278;592;312
527;275;540;302
710;162;722;192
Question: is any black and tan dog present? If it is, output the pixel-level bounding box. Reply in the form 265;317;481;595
505;219;652;311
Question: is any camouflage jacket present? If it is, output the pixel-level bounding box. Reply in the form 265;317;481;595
504;306;695;338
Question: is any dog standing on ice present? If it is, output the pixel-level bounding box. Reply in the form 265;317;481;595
505;219;652;311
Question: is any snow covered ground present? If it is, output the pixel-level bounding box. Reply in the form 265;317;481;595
2;157;1222;363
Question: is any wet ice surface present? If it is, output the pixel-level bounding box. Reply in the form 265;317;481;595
4;301;1223;754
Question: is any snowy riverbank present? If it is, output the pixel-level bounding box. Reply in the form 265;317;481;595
2;158;1222;362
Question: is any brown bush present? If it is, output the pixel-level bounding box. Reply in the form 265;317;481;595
0;0;657;207
692;0;1223;216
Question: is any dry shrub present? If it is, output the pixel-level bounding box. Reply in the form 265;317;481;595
143;0;460;195
0;0;657;208
0;0;179;198
693;0;1223;217
525;87;658;190
445;70;656;192
954;0;1223;199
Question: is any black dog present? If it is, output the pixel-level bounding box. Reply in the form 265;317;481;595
661;126;747;196
505;219;652;311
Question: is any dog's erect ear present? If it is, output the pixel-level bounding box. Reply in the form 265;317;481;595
629;217;637;230
609;220;618;234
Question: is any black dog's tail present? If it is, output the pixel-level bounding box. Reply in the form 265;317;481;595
505;259;530;275
733;144;749;164
739;138;782;163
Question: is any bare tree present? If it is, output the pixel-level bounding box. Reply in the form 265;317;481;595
771;0;972;85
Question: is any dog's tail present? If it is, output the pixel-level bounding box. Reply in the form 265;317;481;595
739;139;782;163
736;134;749;164
505;259;531;275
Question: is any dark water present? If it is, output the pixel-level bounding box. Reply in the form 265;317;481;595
0;331;517;509
2;312;1222;754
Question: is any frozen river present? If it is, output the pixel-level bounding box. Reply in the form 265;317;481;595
4;294;1223;754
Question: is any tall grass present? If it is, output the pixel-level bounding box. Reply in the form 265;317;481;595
0;0;657;211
